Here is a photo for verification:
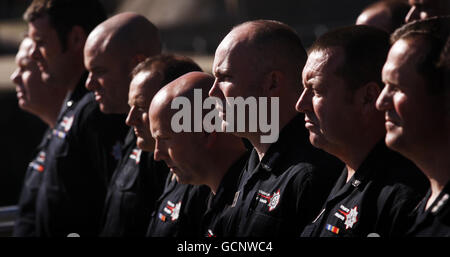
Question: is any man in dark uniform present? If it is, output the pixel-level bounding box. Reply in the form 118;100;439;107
18;0;130;237
208;20;343;237
376;17;450;236
147;72;250;237
11;37;66;236
297;25;428;237
100;54;203;236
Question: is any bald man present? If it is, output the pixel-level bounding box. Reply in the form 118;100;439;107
84;12;161;114
100;54;202;236
21;0;130;237
147;72;249;237
11;37;66;236
208;20;343;237
356;0;410;33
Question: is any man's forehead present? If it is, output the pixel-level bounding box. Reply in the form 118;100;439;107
28;15;52;35
304;48;343;77
390;39;424;68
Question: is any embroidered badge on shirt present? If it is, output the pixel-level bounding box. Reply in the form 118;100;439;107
29;151;46;172
61;115;74;132
129;148;142;164
162;200;182;221
256;189;281;212
337;205;359;229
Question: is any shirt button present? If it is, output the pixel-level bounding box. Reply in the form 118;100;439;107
67;100;73;107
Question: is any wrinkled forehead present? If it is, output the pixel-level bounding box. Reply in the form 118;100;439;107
303;48;344;80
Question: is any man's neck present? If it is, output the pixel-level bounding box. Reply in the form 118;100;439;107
340;137;381;183
208;145;247;194
410;145;450;210
248;112;297;161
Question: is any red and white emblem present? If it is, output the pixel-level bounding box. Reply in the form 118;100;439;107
257;189;281;212
268;190;281;211
61;115;74;132
163;200;182;221
339;205;359;229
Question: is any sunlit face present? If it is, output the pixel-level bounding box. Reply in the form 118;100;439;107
150;107;206;184
126;71;162;151
28;15;70;85
11;38;56;115
405;0;450;23
295;48;360;155
209;30;265;135
376;38;445;155
84;45;132;114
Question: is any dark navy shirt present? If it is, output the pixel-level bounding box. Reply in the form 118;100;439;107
146;174;210;237
301;141;428;237
32;75;128;237
100;129;168;236
201;151;250;237
212;114;343;237
407;181;450;236
13;129;51;236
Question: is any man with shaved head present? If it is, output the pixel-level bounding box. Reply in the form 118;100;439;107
100;54;201;236
84;12;161;114
20;0;130;237
147;72;249;237
208;20;343;237
82;12;163;236
356;0;410;33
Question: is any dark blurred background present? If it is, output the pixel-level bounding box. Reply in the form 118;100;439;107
0;0;376;207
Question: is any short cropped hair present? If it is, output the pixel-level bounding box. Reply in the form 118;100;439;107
132;54;203;88
309;25;390;91
233;20;307;84
24;0;106;51
391;16;450;94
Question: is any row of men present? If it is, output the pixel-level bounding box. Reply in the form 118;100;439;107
10;0;450;237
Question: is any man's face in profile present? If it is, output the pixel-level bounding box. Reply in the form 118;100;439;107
295;48;360;154
126;71;161;151
376;37;445;153
28;14;68;85
209;30;265;136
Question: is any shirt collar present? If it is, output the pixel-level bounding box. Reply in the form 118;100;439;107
254;114;308;173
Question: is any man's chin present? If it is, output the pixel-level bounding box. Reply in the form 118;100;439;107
385;132;403;152
136;138;153;152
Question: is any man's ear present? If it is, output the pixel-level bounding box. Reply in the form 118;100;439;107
263;70;283;97
357;81;382;112
67;25;87;52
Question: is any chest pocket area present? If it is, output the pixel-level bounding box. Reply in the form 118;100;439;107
149;199;183;236
240;190;283;236
115;160;140;192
